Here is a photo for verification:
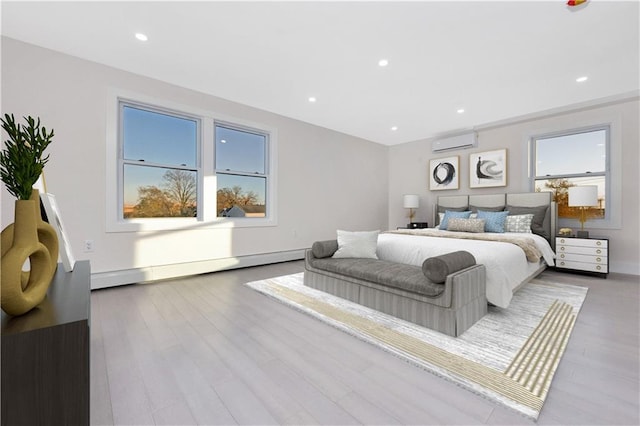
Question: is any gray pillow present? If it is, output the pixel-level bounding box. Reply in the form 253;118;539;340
437;205;469;213
422;251;477;284
469;204;504;213
446;218;486;233
506;205;549;238
311;240;339;258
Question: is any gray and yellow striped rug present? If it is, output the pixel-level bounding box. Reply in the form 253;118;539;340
246;273;588;420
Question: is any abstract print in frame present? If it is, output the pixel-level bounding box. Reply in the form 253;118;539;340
429;156;459;191
470;149;507;188
41;193;76;272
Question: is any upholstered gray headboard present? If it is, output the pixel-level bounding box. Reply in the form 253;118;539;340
434;192;557;249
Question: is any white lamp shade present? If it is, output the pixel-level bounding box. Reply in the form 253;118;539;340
403;194;419;209
568;186;598;207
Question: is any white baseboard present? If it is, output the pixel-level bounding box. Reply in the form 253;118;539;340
90;249;305;290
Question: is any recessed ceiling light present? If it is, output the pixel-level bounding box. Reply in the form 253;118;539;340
378;59;389;67
135;33;148;42
220;139;227;144
457;108;465;114
391;126;398;131
576;76;588;83
308;96;317;103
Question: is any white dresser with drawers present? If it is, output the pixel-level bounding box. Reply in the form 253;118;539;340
555;237;608;277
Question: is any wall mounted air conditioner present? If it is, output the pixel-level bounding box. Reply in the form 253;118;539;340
432;132;477;153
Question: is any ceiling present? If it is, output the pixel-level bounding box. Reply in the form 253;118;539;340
2;1;638;146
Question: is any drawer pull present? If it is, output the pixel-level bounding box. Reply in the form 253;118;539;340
560;238;565;243
560;261;565;266
560;247;565;251
596;257;601;262
596;241;602;246
596;249;601;254
596;265;601;270
560;254;565;258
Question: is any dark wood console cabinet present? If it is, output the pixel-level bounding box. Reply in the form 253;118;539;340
1;260;91;426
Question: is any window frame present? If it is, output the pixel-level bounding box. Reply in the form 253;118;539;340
119;100;202;221
529;122;619;230
214;121;270;219
106;90;277;232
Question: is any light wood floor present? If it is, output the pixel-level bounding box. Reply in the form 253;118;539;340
90;261;639;425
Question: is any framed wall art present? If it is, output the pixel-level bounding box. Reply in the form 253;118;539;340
469;149;507;188
41;192;76;272
429;155;459;191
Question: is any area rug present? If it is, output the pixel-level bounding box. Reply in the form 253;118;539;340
246;273;588;420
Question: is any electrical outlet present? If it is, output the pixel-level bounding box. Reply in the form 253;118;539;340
84;240;94;252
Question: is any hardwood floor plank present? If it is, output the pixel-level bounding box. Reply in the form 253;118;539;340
89;293;115;426
336;391;404;425
151;400;197;425
89;338;114;426
213;378;279;425
108;374;154;426
89;261;640;425
260;358;371;425
183;386;238;425
556;358;640;405
135;350;185;412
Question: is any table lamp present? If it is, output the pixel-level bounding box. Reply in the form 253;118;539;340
568;185;598;238
403;194;419;227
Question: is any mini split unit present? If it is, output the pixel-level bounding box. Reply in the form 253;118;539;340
432;132;478;153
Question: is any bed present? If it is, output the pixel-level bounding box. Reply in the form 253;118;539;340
377;192;557;308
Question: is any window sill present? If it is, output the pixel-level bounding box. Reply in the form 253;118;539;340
106;216;277;233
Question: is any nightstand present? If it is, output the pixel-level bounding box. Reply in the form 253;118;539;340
397;223;428;230
555;236;608;278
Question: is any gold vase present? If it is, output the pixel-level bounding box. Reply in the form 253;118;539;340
1;189;59;277
1;199;54;316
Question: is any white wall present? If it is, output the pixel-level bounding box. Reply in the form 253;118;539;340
3;37;637;282
1;37;389;284
389;98;640;275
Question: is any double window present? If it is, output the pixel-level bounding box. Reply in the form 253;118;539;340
531;126;609;221
115;99;273;229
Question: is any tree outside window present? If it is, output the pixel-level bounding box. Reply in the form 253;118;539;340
121;104;199;219
215;124;268;218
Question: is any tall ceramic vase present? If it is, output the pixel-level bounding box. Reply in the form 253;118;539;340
1;198;55;316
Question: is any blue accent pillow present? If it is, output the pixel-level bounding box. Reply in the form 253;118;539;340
440;210;472;230
476;210;509;233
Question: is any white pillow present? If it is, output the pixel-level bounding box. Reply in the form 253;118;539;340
332;230;379;259
505;214;534;233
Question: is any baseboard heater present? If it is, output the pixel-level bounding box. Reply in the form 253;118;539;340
90;249;305;289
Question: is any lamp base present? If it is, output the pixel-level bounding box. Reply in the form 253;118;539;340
576;230;589;238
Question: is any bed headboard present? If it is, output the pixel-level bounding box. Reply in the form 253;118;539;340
434;192;557;249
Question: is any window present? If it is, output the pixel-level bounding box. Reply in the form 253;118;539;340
532;126;609;222
108;92;277;232
120;103;199;219
215;124;268;218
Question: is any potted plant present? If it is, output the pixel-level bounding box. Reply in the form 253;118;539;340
0;114;58;316
0;114;53;200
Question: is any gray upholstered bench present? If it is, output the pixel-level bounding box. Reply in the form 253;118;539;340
304;240;487;337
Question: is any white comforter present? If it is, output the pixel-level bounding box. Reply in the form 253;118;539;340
376;231;556;308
